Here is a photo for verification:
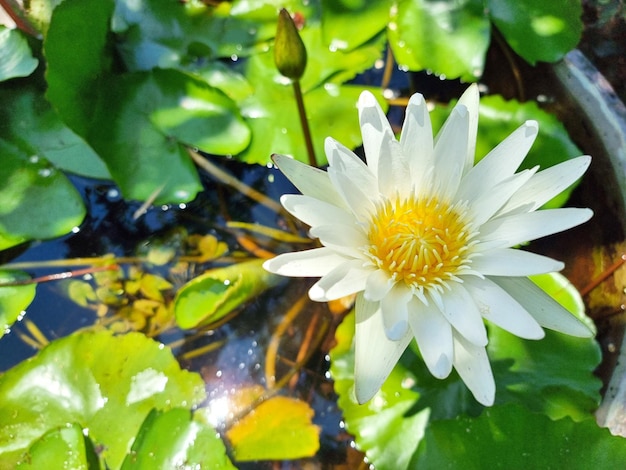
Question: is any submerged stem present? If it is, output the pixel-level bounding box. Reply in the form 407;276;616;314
188;148;285;213
0;265;119;287
580;253;626;297
265;293;308;388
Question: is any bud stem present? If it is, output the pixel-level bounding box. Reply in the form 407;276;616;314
292;80;317;167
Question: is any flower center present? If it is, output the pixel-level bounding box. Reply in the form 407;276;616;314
366;196;476;291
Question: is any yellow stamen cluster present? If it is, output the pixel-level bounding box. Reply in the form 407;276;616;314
367;196;475;291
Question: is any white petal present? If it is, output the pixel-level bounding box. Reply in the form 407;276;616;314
377;133;412;197
272;154;346;209
480;120;538;175
400;93;434;186
281;194;354;228
325;137;377;194
354;293;413;404
364;268;394;302
309;224;368;251
309;240;363;261
470;248;564;276
328;166;377;220
433;105;470;200
453;332;495;406
491;276;593;337
263;247;347;277
408;298;453;378
456;84;480;174
440;283;488;346
457;121;538;200
463;276;544;339
358;91;393;178
428;288;445;312
309;259;370;301
479;208;593;248
466;168;536;227
380;283;412;340
498;155;592;215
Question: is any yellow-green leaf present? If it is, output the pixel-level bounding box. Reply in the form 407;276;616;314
174;259;280;329
139;273;173;303
66;280;97;307
226;396;319;461
0;270;35;339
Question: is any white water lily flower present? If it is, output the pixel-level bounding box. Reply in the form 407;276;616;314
263;85;594;406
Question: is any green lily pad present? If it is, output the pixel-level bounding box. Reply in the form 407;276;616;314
195;61;255;103
112;0;314;71
320;0;390;52
410;404;626;469
0;331;206;469
0;27;38;81
0;147;86;250
0;83;104;247
15;423;100;469
174;259;281;329
429;94;583;208
384;0;580;78
0;86;109;179
487;0;583;65
46;0;251;204
330;272;602;469
44;0;113;139
121;408;235;470
0;271;36;339
88;69;246;203
297;22;385;90
112;0;218;71
388;0;490;81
